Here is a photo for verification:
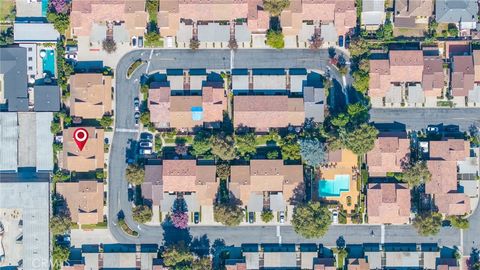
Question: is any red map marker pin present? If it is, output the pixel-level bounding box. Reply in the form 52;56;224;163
73;128;89;151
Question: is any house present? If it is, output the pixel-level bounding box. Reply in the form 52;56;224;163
148;80;226;130
361;0;386;30
364;243;439;269
393;0;433;31
158;0;269;48
369;49;445;107
303;86;326;123
56;180;104;225
230;160;303;220
0;47;28;111
70;74;113;119
347;258;370;270
0;181;50;270
14;23;60;43
141;160;219;221
426;139;472;216
366;132;410;177
280;0;356;47
0;112;54;172
435;0;478;30
34;85;61;112
61;127;104;172
233;95;305;131
79;244;159;270
316;149;359;213
367;183;411;224
451;54;480;105
313;258;336;270
15;0;47;19
70;0;148;48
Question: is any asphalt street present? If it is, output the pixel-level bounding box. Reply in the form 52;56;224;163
108;49;478;253
370;108;480;131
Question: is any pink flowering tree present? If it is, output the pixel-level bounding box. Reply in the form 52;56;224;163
171;211;189;229
50;0;68;14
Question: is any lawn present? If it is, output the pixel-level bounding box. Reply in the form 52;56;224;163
0;0;14;21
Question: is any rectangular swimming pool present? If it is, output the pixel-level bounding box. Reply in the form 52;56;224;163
42;49;56;77
318;174;350;197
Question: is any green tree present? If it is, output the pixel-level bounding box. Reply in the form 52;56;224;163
140;111;151;125
52;171;70;183
162;244;194;268
401;161;431;187
448;216;469;229
267;150;279;159
280;134;301;160
331;113;350;128
235;132;257;158
144;31;163;48
413;212;442;236
347;102;369;124
50;215;72;236
52;242;70;269
132;205;152;224
191;131;212;156
99;115;113;128
102;38;117;53
447;23;458;37
125;164;145;185
214;202;244;226
216;163;231;180
261;210;274;223
51;121;62;134
193;257;212;270
211;134;236;161
299;138;327;167
291;202;332;238
0;27;14;46
266;30;285;49
352;71;369;93
47;12;70;34
376;20;393;41
263;0;290;16
344;124;379;155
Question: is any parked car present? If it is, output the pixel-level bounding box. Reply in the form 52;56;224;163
279;211;285;224
338;35;344;47
139;148;152;155
139;141;153;148
194;212;200;224
166;36;174;48
248;212;255;223
427;126;439;133
134;111;140;125
132;36;137;47
345;35;351;49
138;36;144;48
140;132;153;141
134;97;140;112
128;187;134;202
332;211;339;224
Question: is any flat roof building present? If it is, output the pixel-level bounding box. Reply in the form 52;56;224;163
0;47;28;111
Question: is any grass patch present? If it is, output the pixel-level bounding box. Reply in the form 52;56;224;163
437;100;454;107
0;0;14;21
127;59;144;78
80;222;107;230
118;219;139;237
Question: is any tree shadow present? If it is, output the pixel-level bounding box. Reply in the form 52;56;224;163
467;248;479;269
161;219;193;248
336;236;346;249
191;234;211;257
289;182;306;206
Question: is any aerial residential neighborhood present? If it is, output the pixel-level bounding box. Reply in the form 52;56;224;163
0;0;480;269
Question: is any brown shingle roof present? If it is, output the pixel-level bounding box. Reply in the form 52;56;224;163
451;55;475;97
394;0;433;18
367;133;410;177
429;139;470;161
62;127;104;172
367;183;411;224
233;95;305;130
347;258;370;270
70;74;112;119
142;164;163;206
56;180;104;225
426;160;458;195
435;193;471;216
422;56;445;95
230;160;303;206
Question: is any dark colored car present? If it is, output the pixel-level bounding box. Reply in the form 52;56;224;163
140;132;153;141
128;187;134;202
345;35;351;49
194;212;200;224
134;111;140;126
248;212;255;223
338;35;344;47
138;36;144;48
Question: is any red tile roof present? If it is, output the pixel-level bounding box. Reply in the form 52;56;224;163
367;133;410;177
367;183;411;224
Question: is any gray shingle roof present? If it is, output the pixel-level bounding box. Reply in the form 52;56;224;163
14;23;60;43
34;85;60;112
0;47;28;111
435;0;478;23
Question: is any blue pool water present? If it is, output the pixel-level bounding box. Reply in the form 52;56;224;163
42;49;56;77
42;0;48;17
191;106;203;121
318;174;350;197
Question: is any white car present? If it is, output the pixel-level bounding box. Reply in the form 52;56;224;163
139;141;153;148
332;211;339;224
166;36;174;48
279;211;285;224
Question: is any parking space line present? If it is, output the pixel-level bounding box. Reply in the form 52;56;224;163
276;225;282;244
381;224;385;244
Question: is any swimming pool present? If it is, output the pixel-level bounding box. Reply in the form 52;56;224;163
42;49;56;77
42;0;48;17
318;174;350;197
